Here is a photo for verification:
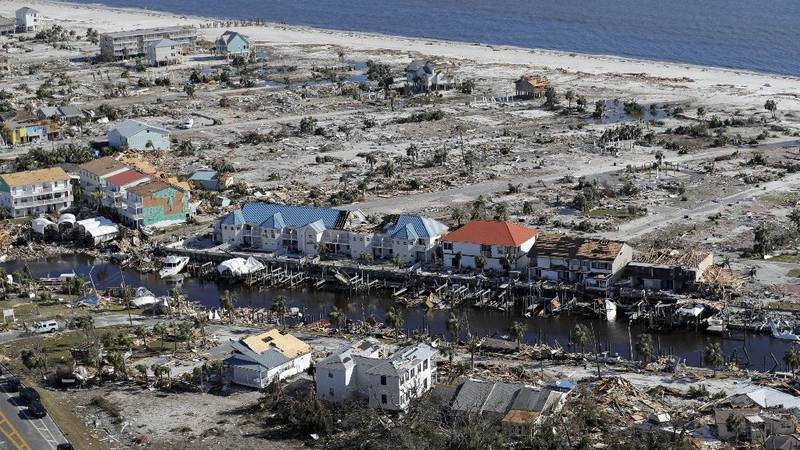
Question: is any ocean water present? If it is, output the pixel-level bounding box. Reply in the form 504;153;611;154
74;0;800;76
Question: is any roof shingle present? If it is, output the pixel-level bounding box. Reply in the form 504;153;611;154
442;220;538;246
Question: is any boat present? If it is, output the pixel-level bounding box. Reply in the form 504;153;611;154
39;272;77;284
705;317;727;333
768;320;800;342
159;255;190;279
604;299;617;321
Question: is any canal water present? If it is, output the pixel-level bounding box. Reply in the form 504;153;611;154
2;255;794;369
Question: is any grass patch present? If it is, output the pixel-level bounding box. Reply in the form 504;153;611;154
766;300;800;311
771;255;800;264
788;268;800;278
585;207;643;219
758;192;800;207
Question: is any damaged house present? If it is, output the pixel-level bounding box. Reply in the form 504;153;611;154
713;386;800;443
225;329;312;389
441;220;539;271
405;59;456;93
625;249;714;292
446;379;568;436
528;234;632;294
315;340;435;412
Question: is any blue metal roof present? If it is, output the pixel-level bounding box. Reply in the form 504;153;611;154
221;202;342;229
390;223;418;240
188;169;218;181
259;212;285;229
384;215;448;239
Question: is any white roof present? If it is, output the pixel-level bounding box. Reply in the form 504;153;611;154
77;216;119;238
31;217;55;234
149;38;179;49
110;119;168;138
217;256;264;276
732;386;800;410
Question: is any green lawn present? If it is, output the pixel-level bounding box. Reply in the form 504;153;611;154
771;255;800;264
758;192;800;207
788;268;800;278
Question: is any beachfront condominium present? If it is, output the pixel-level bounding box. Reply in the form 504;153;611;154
99;26;197;61
0;167;72;218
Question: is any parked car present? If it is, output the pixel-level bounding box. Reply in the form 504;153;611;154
31;320;58;334
26;400;46;418
19;387;40;405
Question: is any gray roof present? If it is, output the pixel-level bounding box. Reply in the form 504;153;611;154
17;7;39;14
149;38;178;49
217;30;250;46
365;343;434;377
102;26;195;39
38;106;59;118
58;105;84;119
316;346;356;371
450;380;562;417
227;340;290;370
110;119;168;138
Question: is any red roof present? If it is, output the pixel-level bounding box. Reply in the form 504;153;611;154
105;169;149;187
442;220;538;246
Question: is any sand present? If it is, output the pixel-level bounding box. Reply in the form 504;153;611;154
1;0;798;118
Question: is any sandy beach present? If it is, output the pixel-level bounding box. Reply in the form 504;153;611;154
1;0;799;117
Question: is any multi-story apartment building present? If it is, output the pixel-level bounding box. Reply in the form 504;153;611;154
215;203;448;264
121;180;190;228
99;26;197;60
78;156;128;199
0;167;72;218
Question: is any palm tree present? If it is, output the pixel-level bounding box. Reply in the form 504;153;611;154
572;324;591;354
784;347;800;373
108;351;128;380
220;290;236;324
451;207;466;227
635;334;654;363
466;335;480;370
136;363;148;382
565;90;575;109
470;195;487;219
704;342;724;376
385;307;404;337
406;144;419;167
271;296;289;330
474;255;487;272
726;413;745;443
365;153;377;170
446;313;463;342
193;315;208;346
153;322;168;350
328;306;345;331
510;321;526;349
134;326;148;350
494;202;509;221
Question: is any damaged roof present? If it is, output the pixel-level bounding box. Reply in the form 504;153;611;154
632;249;712;268
530;234;626;260
0;167;69;187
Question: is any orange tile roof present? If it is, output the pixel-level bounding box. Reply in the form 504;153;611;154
442;220;538;246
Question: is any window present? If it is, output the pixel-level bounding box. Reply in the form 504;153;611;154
381;394;387;404
423;359;428;370
329;388;334;396
380;375;386;385
443;242;453;251
327;372;333;378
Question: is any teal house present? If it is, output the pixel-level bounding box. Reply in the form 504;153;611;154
122;180;189;228
215;30;251;57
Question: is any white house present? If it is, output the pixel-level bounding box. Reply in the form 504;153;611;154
225;329;312;389
214;203;447;264
108;119;170;151
0;167;72;218
15;7;40;32
145;38;181;66
441;220;539;271
315;341;436;411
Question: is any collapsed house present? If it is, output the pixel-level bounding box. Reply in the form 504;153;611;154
713;386;800;443
224;329;312;389
528;234;633;294
315;340;435;411
625;249;714;292
445;379;568;436
514;74;549;99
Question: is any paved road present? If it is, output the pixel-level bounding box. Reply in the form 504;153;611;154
0;374;68;450
604;171;800;240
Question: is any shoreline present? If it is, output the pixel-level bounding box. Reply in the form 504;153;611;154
7;0;800;86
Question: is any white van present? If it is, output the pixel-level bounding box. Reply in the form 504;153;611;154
31;320;58;334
